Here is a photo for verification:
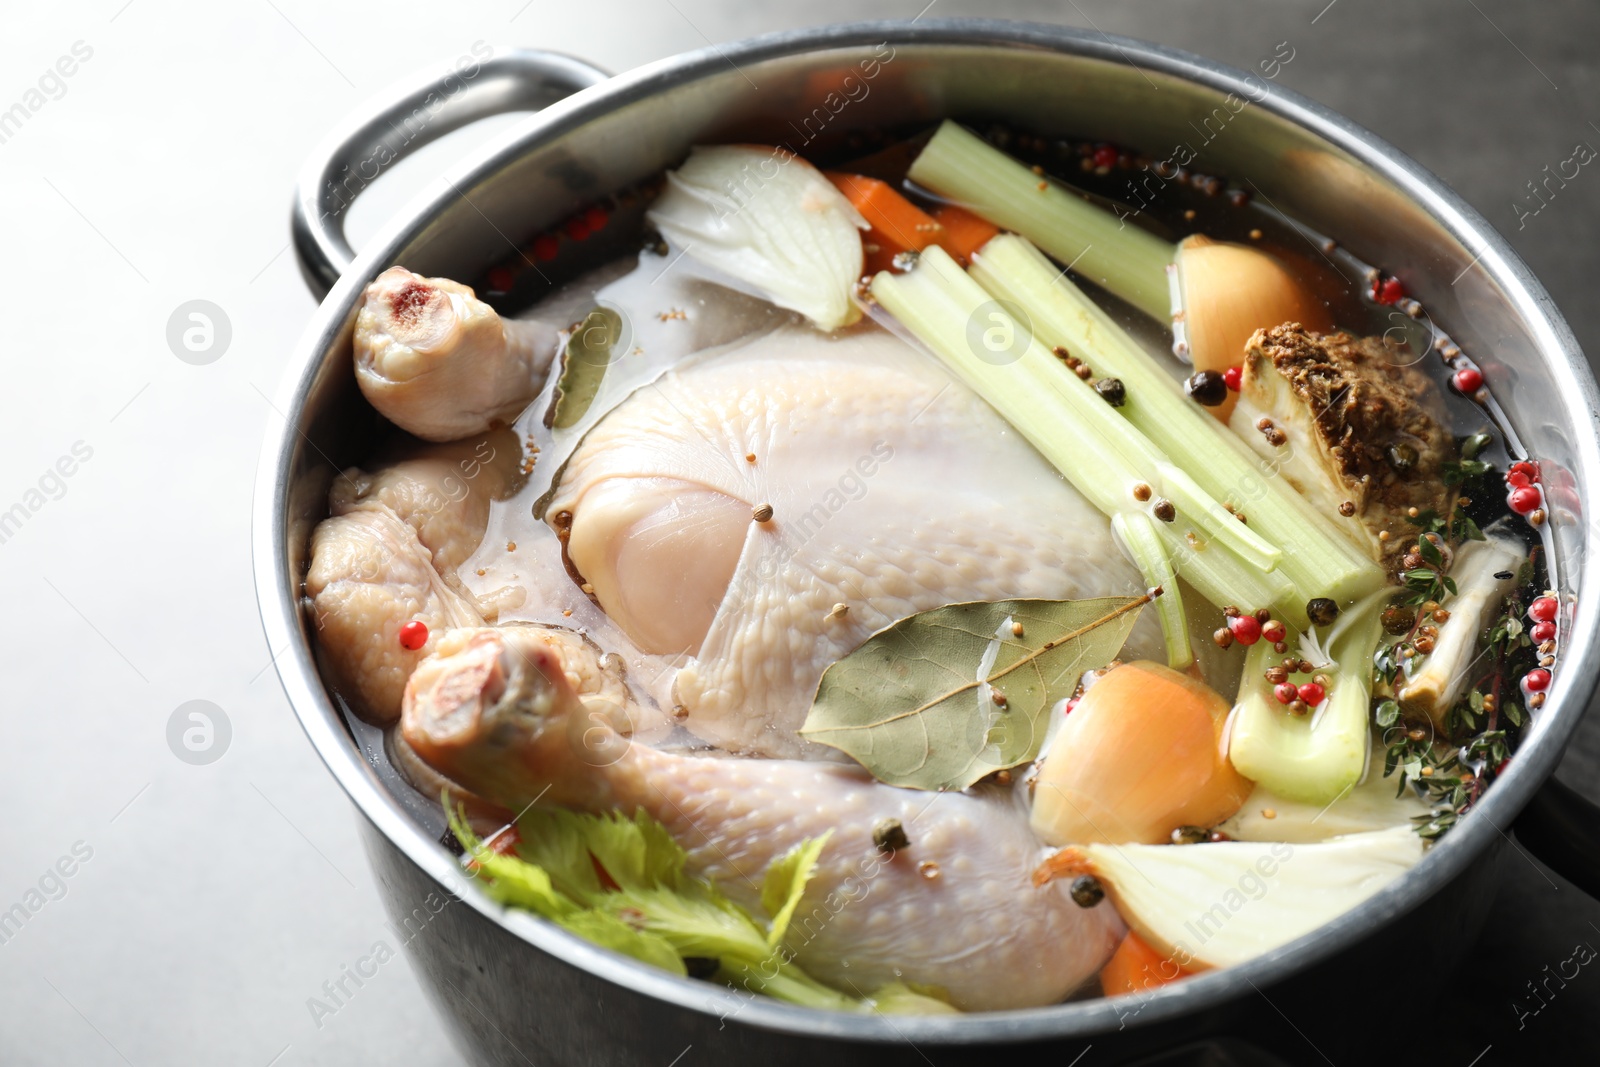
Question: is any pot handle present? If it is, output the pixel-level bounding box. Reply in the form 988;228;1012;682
291;48;610;296
1513;775;1600;898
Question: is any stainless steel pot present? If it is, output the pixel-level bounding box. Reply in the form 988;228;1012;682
255;20;1600;1066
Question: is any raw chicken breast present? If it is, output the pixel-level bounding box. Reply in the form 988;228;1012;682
547;326;1157;758
402;627;1123;1010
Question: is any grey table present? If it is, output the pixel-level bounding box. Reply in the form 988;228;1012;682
1;1;1594;1064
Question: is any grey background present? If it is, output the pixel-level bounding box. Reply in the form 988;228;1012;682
1;1;1596;1063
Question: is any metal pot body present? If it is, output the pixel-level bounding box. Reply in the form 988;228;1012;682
256;20;1600;1067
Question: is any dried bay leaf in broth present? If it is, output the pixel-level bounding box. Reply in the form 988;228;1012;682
801;596;1148;791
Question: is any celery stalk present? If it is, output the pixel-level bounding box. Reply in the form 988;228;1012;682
1227;597;1384;805
969;235;1387;622
870;247;1295;637
883;247;1280;571
907;121;1175;319
1113;512;1191;670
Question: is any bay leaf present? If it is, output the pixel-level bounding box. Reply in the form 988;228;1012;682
799;596;1149;791
547;306;623;430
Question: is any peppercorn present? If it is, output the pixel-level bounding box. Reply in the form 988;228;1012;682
1262;620;1288;644
872;818;910;854
1185;370;1227;406
1265;666;1289;685
1069;875;1104;908
1288;699;1309;716
1228;615;1262;645
1153;499;1176;522
1306;598;1340;627
1381;603;1417;636
1213;627;1234;649
1094;377;1126;406
1338;500;1357;517
1387;443;1418;472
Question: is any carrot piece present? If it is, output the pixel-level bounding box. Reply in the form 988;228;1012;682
1100;931;1193;997
826;172;943;275
929;204;999;264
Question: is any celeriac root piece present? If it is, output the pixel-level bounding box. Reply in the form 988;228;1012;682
401;626;1124;1011
1230;324;1456;568
354;266;560;442
305;432;519;722
1397;532;1527;728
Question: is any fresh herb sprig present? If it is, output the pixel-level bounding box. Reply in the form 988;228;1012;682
1374;581;1536;839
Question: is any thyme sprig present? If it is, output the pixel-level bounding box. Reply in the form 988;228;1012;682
1375;580;1536;839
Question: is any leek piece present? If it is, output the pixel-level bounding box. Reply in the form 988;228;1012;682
871;247;1294;639
1113;511;1191;670
969;234;1387;621
907;121;1174;319
1227;595;1385;805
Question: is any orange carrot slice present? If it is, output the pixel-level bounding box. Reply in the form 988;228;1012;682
929;204;999;264
1100;931;1193;996
827;172;943;275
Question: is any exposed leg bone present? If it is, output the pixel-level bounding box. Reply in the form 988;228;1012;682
401;626;1123;1011
354;267;560;442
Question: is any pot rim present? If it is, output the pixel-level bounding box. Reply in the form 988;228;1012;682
253;18;1600;1044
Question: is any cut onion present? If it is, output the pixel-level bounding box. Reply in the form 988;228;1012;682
1029;661;1251;846
1038;827;1423;970
646;145;868;330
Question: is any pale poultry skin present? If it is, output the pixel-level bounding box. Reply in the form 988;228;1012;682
548;326;1159;758
402;626;1123;1011
305;432;520;721
354;267;560;442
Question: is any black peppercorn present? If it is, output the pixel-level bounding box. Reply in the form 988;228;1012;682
1094;377;1127;407
1306;598;1340;627
1185;370;1227;406
872;818;910;855
1069;875;1105;908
